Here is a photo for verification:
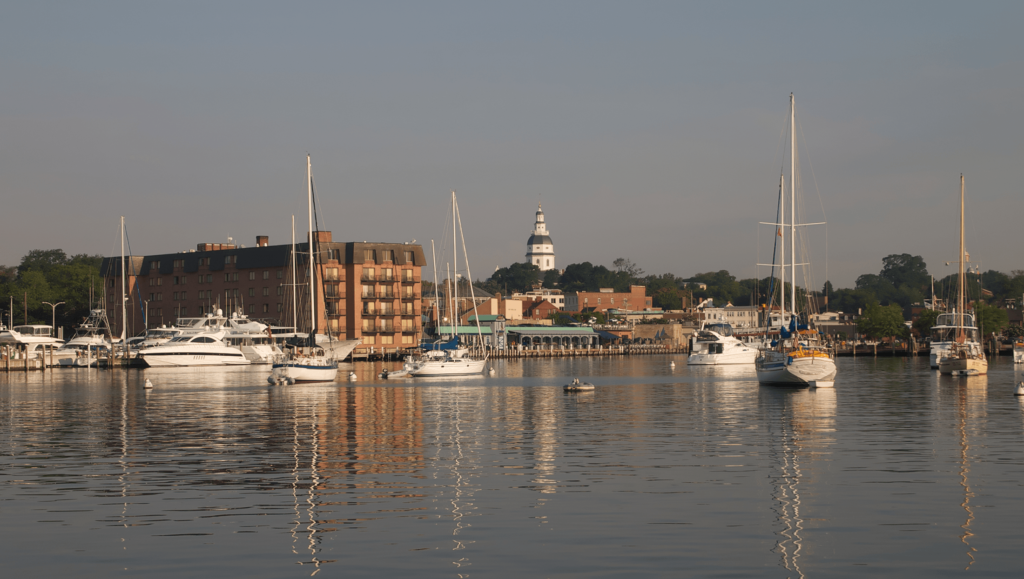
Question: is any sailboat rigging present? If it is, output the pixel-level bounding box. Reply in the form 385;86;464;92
755;94;837;387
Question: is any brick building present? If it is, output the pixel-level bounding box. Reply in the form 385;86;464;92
100;234;425;356
564;285;652;314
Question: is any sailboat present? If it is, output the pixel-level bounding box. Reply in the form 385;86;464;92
755;94;837;387
938;175;988;376
407;191;487;377
269;155;340;383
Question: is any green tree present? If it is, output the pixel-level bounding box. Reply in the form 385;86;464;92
912;308;940;337
484;262;542;295
973;301;1008;338
542;269;560;288
857;302;906;341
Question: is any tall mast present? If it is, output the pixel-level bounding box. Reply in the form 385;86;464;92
958;174;965;342
779;174;785;327
790;93;797;324
120;215;127;348
452;191;458;336
291;214;297;330
431;240;440;326
308;155;316;337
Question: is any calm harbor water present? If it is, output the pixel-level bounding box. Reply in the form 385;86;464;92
2;356;1023;578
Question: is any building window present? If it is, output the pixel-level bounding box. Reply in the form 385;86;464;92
263;271;269;280
402;319;413;331
198;305;205;315
232;273;238;281
362;285;373;298
248;288;255;297
263;304;269;313
277;270;283;279
381;268;393;281
180;291;186;300
325;267;339;281
262;287;269;297
277;303;283;312
402;335;414;345
362;319;372;331
363;268;375;281
361;336;374;345
402;269;413;282
381;250;395;262
277;286;283;296
363;249;375;262
179;307;186;316
381;335;394;345
249;304;255;313
249;272;256;281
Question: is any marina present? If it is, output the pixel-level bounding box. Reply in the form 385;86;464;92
3;355;1024;577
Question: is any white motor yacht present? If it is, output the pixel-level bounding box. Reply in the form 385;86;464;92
687;322;757;365
137;313;250;367
222;312;283;364
0;324;64;359
54;309;113;367
1013;339;1024;364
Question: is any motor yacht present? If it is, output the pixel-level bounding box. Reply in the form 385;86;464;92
53;309;113;367
136;313;250;367
687;322;757;365
0;324;64;359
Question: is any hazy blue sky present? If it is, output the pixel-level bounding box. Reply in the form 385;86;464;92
2;1;1021;288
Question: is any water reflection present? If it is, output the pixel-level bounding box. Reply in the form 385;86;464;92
761;386;836;578
955;376;986;571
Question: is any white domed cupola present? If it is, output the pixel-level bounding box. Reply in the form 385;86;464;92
526;203;555;271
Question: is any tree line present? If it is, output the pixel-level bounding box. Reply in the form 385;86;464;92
479;252;1023;337
1;249;104;335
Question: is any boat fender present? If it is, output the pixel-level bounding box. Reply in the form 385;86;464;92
787;356;794;364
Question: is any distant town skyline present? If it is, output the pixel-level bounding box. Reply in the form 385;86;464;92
2;2;1022;288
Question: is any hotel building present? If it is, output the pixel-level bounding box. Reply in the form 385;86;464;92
100;234;425;356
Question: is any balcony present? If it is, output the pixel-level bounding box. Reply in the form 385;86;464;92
377;291;397;300
401;293;420;301
360;274;376;282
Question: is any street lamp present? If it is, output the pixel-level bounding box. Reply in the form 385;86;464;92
42;301;65;336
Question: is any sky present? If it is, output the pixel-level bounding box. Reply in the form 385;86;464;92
2;1;1022;289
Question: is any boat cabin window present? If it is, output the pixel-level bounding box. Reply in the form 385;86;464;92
192;336;216;343
15;326;53;337
706;323;733;337
168;336;192;343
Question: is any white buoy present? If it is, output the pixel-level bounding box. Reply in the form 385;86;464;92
144;378;154;390
670;361;675;368
488;367;495;375
1015;382;1024;396
348;371;357;381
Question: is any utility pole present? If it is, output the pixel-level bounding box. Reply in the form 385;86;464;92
42;301;64;334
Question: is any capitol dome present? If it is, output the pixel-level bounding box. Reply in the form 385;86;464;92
526;203;555;271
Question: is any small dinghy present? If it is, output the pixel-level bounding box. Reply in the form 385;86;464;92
378;368;411;379
564;378;595;392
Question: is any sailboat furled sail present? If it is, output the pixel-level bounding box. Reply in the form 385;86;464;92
755;94;837;387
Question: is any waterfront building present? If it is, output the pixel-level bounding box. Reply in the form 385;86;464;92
510;288;566;310
564;286;652;314
526;203;556;271
100;234;425;357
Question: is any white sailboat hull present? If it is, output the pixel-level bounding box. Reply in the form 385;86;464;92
408;357;486;377
756;352;837;386
270;360;339;382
